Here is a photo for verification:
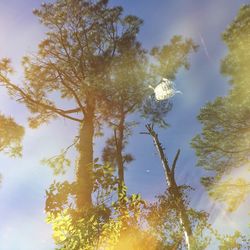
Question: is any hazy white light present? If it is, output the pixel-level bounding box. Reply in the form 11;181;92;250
149;78;181;101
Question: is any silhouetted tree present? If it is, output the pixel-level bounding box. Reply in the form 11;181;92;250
144;124;195;249
192;4;250;212
0;0;147;209
103;35;197;197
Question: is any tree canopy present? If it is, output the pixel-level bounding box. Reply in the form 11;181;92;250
192;4;250;211
0;0;197;209
1;1;249;249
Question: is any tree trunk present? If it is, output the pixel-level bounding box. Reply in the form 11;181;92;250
145;124;193;250
76;97;95;209
170;175;193;250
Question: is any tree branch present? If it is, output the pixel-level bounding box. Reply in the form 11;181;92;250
0;75;83;122
171;149;180;180
51;63;86;115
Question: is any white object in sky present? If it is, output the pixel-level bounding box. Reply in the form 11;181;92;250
149;78;181;101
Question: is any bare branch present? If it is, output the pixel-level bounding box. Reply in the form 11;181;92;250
171;149;180;179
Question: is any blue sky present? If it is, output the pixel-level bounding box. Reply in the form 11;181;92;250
0;1;249;249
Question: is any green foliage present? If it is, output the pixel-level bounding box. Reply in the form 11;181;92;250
0;0;198;209
192;97;250;175
45;140;249;250
208;178;250;212
147;187;211;249
141;97;172;128
45;162;117;249
192;4;250;209
92;160;118;202
141;36;198;127
46;207;118;250
0;58;13;72
47;201;155;250
113;184;146;225
216;231;250;250
41;138;78;175
221;5;250;86
102;122;135;167
46;163;150;250
45;181;76;215
3;1;248;249
0;68;24;185
0;113;24;157
42;153;71;176
151;35;198;80
0;0;148;130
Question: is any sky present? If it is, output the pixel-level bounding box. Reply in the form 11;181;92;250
0;0;249;249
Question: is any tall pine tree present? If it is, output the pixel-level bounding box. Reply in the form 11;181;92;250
192;5;250;211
